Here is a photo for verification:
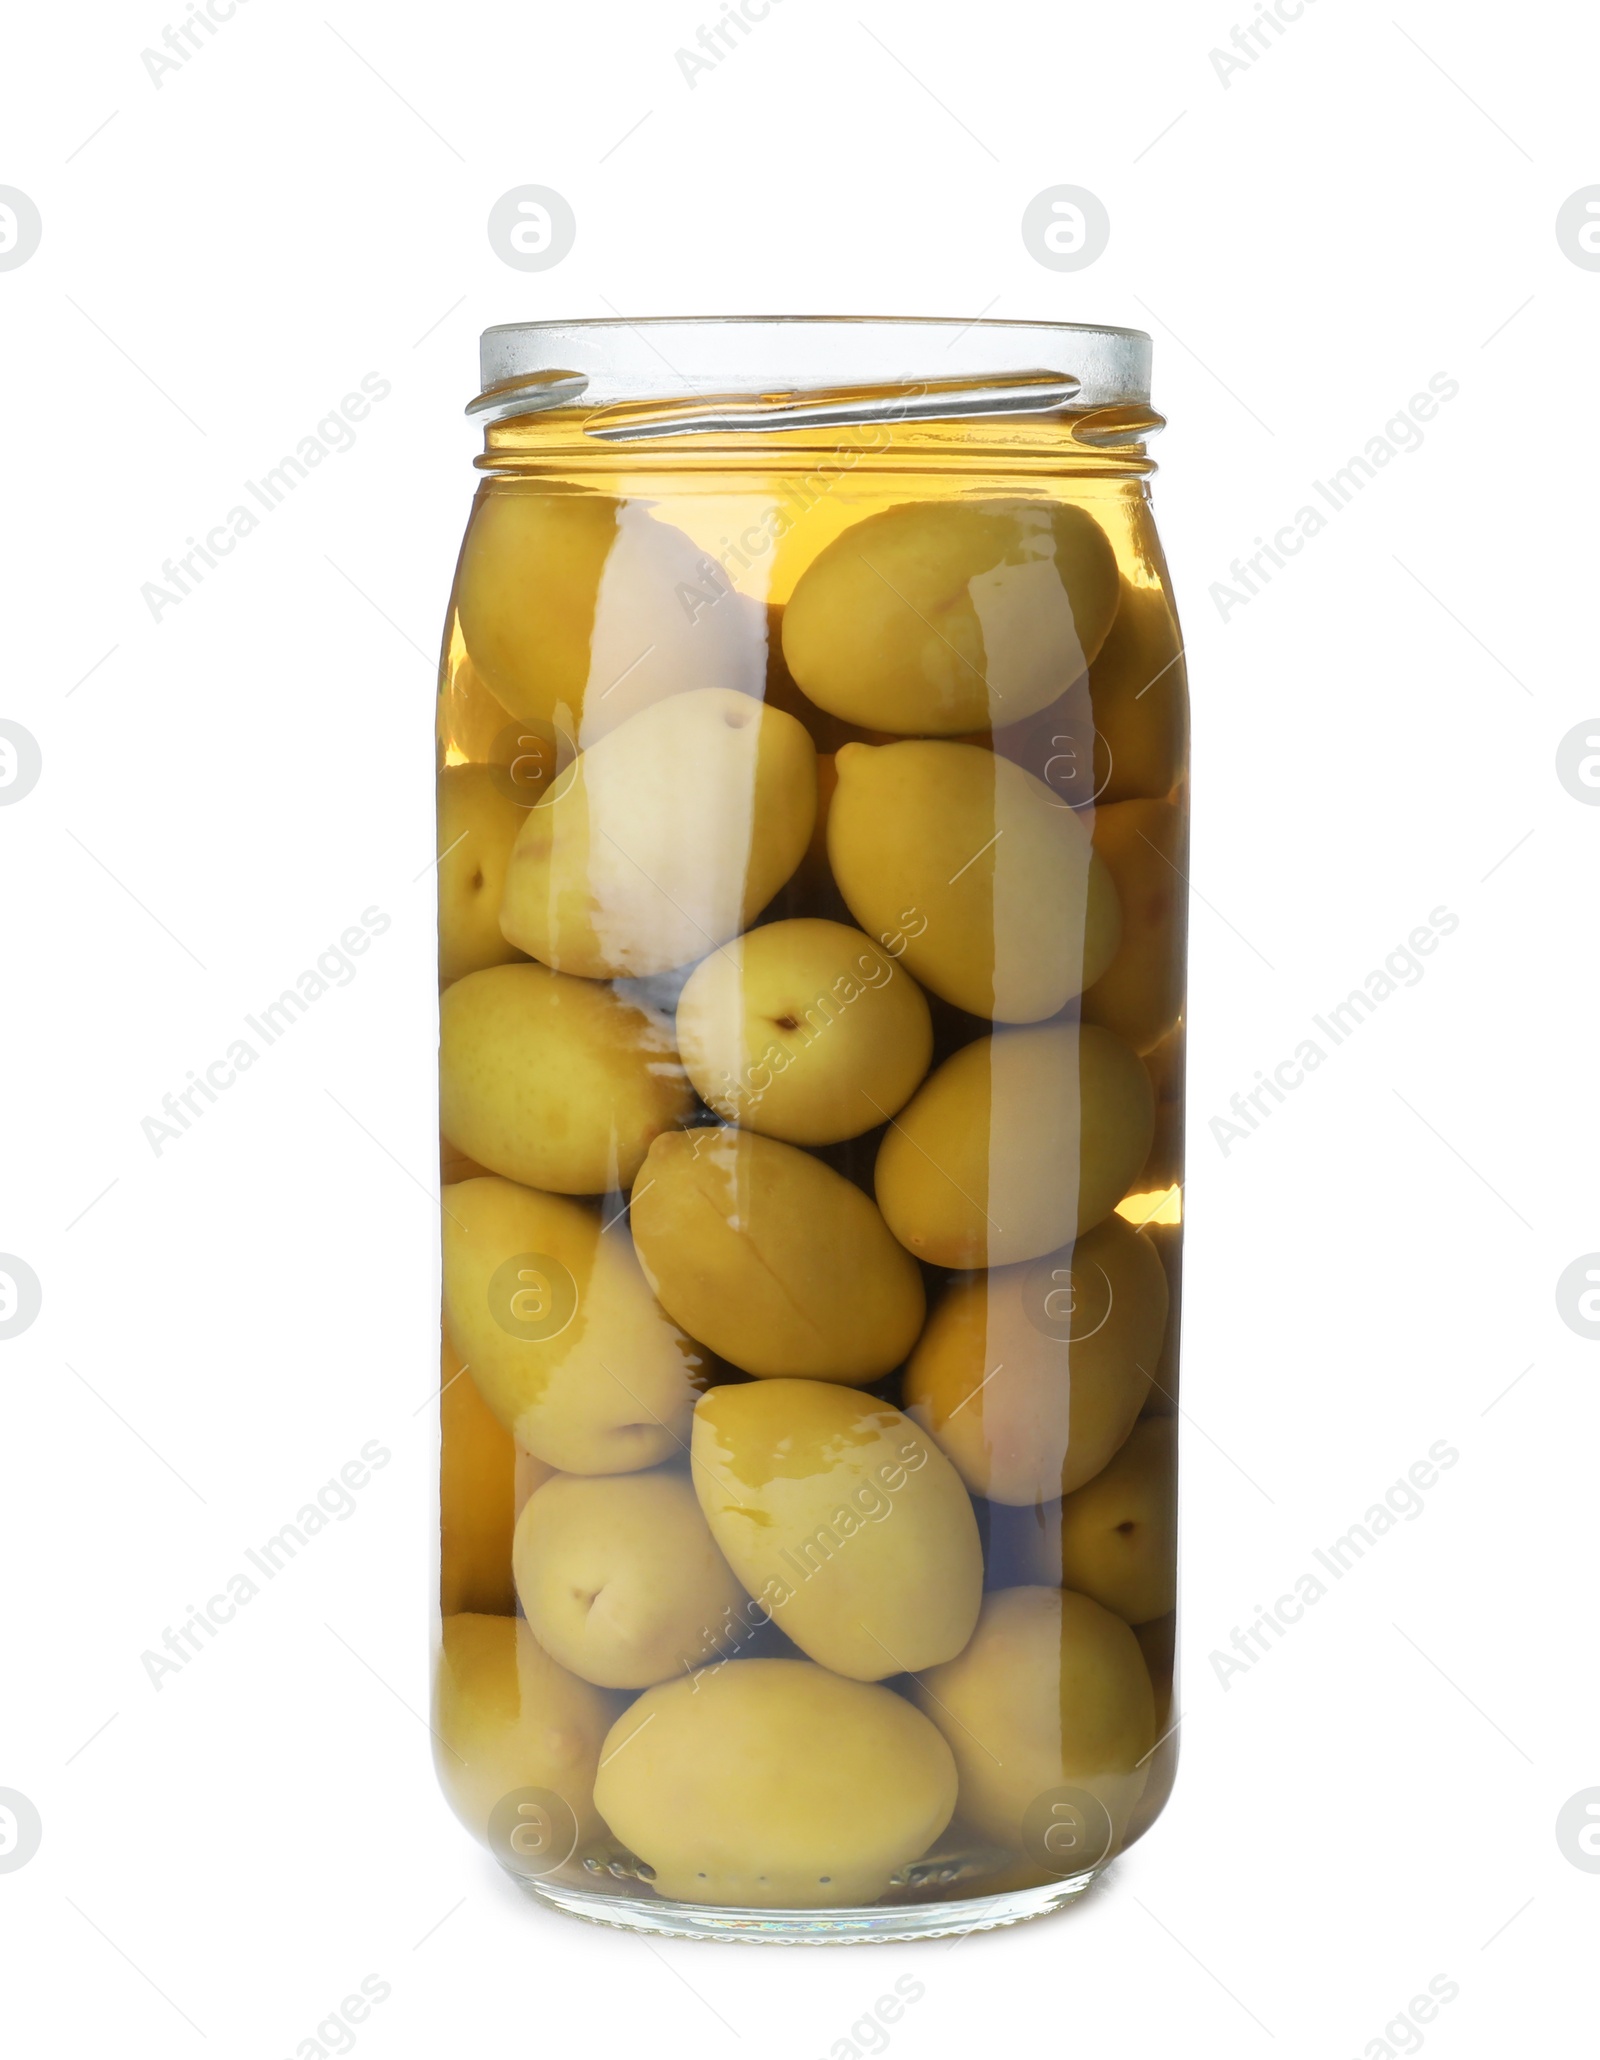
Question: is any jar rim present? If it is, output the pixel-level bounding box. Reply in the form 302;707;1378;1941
477;316;1152;423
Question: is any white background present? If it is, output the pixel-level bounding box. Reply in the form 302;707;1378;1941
2;0;1597;2053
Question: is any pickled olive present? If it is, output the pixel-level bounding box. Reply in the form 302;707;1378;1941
875;1024;1156;1268
1054;1417;1177;1624
435;765;532;985
631;1128;926;1383
984;577;1188;807
1080;800;1186;1054
498;689;817;979
512;1467;747;1689
691;1381;984;1681
439;1333;521;1616
763;603;896;755
910;1586;1155;1852
593;1660;958;1908
1143;1027;1186;1182
827;741;1122;1023
441;1176;703;1474
1137;1218;1181;1418
1086;577;1187;804
675;918;933;1145
439;962;692;1195
1135;1611;1176;1735
904;1213;1168;1505
440;1137;494;1186
436;652;515;767
781;500;1120;736
455;491;768;745
433;1612;621;1859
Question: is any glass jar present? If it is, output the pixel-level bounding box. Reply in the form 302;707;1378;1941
430;317;1186;1944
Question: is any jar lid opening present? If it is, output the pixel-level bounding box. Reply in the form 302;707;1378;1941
474;316;1151;433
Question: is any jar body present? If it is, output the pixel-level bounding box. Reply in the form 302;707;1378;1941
431;324;1186;1942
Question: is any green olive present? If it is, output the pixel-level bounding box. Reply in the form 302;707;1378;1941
441;1176;704;1474
904;1213;1167;1503
691;1379;983;1680
433;1612;621;1864
631;1128;925;1383
455;490;766;745
782;500;1120;735
911;1586;1154;1852
439;962;691;1195
593;1659;957;1906
826;740;1122;1023
1054;1418;1177;1624
1081;800;1186;1054
874;1025;1155;1268
512;1466;748;1689
499;689;816;979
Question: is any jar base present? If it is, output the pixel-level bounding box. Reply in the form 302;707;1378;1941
521;1868;1102;1945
